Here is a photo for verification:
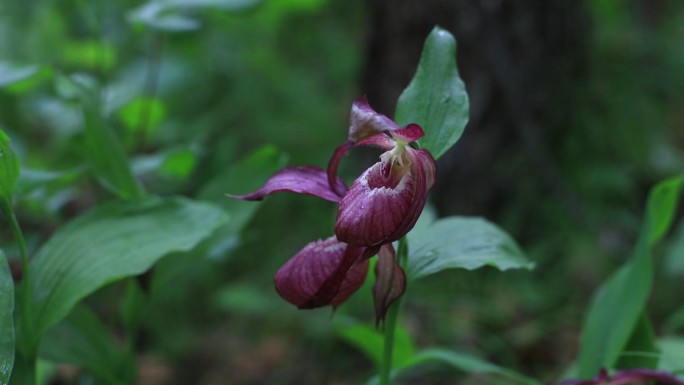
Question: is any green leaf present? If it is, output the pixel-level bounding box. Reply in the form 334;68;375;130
25;196;227;350
0;252;14;385
76;77;144;200
39;306;129;385
366;348;540;385
197;145;287;260
395;27;469;159
407;216;534;280
334;317;415;369
0;130;20;216
577;175;684;377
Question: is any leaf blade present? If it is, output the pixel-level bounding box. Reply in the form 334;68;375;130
28;197;227;345
407;216;533;280
577;175;684;377
395;27;469;159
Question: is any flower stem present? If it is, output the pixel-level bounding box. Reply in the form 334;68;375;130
379;236;409;385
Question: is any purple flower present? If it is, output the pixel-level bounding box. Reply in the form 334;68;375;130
229;97;436;322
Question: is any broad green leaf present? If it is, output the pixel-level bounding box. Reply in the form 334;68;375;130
334;317;415;369
407;216;533;280
577;175;684;377
366;348;540;385
25;196;227;350
198;145;287;260
40;306;129;385
395;27;469;159
0;130;20;215
77;77;144;200
0;253;14;385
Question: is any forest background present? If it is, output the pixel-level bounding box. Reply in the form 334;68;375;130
1;0;684;384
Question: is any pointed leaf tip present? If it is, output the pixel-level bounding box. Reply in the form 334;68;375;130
395;27;469;159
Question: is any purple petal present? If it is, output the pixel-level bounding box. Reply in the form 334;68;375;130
227;166;347;203
390;124;425;143
355;133;395;149
349;96;400;141
327;140;354;196
335;160;416;246
384;148;435;242
373;244;406;326
274;237;368;308
413;148;437;191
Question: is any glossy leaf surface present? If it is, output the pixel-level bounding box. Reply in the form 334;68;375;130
395;27;469;159
407;216;533;280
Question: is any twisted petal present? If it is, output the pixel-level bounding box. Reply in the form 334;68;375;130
389;123;425;143
228;166;347;203
349;96;400;141
274;237;368;308
373;244;406;325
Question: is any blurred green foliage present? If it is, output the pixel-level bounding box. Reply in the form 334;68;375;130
0;0;683;384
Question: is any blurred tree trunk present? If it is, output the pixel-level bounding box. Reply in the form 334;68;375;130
360;0;590;226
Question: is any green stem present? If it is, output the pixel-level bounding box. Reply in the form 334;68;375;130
379;236;409;385
9;211;36;385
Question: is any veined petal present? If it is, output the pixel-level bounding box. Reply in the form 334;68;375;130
349;96;400;141
228;166;347;203
384;148;434;242
274;237;368;308
327;134;394;194
335;161;415;246
413;148;437;190
373;244;406;326
389;123;425;143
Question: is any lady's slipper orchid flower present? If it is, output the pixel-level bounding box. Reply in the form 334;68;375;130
228;97;436;322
